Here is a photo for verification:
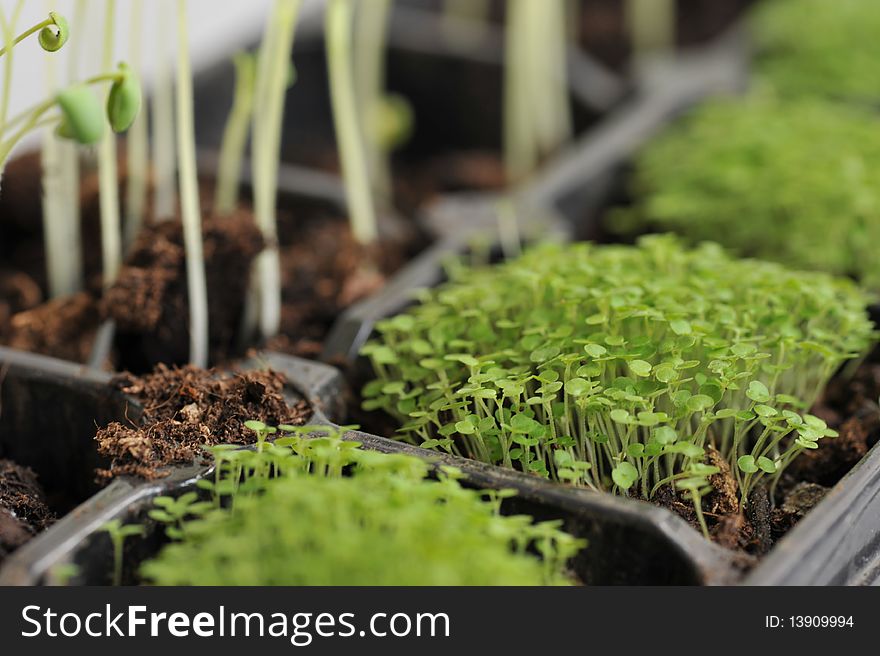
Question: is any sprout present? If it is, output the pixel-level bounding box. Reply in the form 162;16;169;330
249;0;303;340
106;63;142;133
0;10;69;58
326;0;378;244
54;85;104;144
362;236;874;537
124;0;149;249
214;50;258;217
175;0;209;367
100;519;145;586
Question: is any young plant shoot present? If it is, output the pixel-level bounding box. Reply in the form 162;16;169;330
123;0;149;248
151;3;176;221
175;0;209;367
615;93;880;288
97;0;122;285
214;50;257;216
141;426;583;585
626;0;675;62
326;0;378;244
504;0;571;184
250;0;302;340
362;236;874;536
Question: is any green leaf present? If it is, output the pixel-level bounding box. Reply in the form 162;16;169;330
737;455;759;474
611;462;638;490
564;377;591;397
55;85;104;144
747;381;771;403
669;319;692;335
628;360;652;377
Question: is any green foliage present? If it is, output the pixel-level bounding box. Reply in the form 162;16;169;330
752;0;880;102
105;62;142;133
361;236;874;530
614;93;880;288
100;519;145;586
141;425;583;585
55;85;105;144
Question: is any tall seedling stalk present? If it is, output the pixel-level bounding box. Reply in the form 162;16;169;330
354;0;392;207
97;0;121;285
175;0;209;367
123;0;148;247
40;0;85;298
152;4;176;221
251;0;302;339
503;0;571;185
626;0;675;61
327;0;378;244
214;51;257;216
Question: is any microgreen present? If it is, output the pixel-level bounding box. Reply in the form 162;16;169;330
752;0;880;103
614;92;880;289
100;519;145;586
362;236;874;536
141;425;583;585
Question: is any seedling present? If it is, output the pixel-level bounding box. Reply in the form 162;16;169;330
141;425;584;585
175;0;209;366
214;51;257;216
626;0;675;62
148;492;212;540
753;0;880;102
123;0;149;248
326;0;378;244
249;0;303;340
504;0;571;183
100;519;145;586
362;236;874;536
616;92;880;288
151;4;176;221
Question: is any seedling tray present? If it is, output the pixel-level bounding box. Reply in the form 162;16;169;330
0;350;739;586
317;24;880;586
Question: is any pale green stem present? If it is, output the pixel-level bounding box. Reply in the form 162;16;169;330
327;0;378;244
214;51;257;216
176;0;209;367
0;1;25;163
152;4;176;221
41;2;82;299
442;0;490;48
97;0;121;285
124;0;149;248
626;0;675;60
251;0;302;340
503;0;536;184
354;0;392;207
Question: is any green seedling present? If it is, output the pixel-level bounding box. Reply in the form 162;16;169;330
142;424;583;585
248;0;303;341
148;492;212;540
214;51;257;216
615;92;880;288
326;0;378;244
123;0;149;248
504;0;571;184
753;0;880;102
175;0;209;366
100;519;145;586
361;236;874;536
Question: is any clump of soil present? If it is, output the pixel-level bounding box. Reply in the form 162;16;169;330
102;211;263;371
0;459;55;562
95;363;310;481
4;292;101;363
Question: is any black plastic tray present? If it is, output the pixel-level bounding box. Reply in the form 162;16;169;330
0;350;738;586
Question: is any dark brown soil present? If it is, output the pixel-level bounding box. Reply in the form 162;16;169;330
95;364;310;481
103;211;263;371
266;216;416;359
0;459;55;563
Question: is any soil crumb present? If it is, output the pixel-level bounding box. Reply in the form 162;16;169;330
0;459;55;562
95;364;310;481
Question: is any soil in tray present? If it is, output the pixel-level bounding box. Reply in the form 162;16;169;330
0;459;55;565
94;363;310;481
0;150;421;370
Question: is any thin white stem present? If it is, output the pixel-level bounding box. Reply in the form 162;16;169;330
354;0;392;207
327;0;378;244
152;4;176;221
214;52;256;216
176;0;209;367
98;0;121;285
124;0;149;248
252;0;302;339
